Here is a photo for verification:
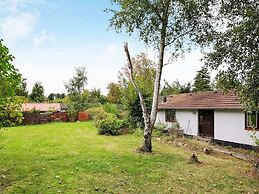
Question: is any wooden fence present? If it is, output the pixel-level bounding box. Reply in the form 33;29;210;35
23;111;90;125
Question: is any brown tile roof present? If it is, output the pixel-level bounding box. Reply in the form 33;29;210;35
22;103;64;112
158;91;243;110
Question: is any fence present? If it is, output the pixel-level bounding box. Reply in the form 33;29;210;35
23;111;90;125
23;112;52;125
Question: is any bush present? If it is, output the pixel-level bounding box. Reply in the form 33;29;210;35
0;97;23;127
102;103;119;116
87;107;109;121
95;113;123;135
168;121;184;138
154;121;167;136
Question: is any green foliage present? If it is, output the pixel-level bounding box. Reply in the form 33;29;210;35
0;39;22;99
107;82;122;104
154;121;167;136
192;67;212;92
88;107;123;135
102;103;119;117
108;0;212;51
48;93;55;101
29;82;45;102
0;97;23;127
15;78;29;97
118;53;155;128
47;93;66;102
250;130;259;147
205;0;259;111
86;88;107;106
65;66;87;95
64;66;106;121
95;113;123;135
0;39;22;128
88;107;109;121
161;80;192;96
127;94;153;128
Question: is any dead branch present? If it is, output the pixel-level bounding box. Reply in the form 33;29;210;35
123;43;150;123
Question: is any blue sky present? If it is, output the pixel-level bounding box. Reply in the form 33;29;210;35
0;0;205;95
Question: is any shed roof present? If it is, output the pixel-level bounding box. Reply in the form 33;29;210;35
158;91;243;110
22;103;65;112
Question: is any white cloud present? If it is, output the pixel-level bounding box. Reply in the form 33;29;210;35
1;12;38;44
33;30;55;47
0;0;46;45
0;0;45;14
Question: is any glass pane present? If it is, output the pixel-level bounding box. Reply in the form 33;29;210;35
247;113;257;128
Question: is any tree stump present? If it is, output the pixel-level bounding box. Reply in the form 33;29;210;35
189;154;202;164
203;147;213;155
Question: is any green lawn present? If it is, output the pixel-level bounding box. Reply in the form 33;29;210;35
0;122;258;193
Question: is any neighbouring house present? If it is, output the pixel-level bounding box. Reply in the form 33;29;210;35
156;91;259;148
22;103;68;124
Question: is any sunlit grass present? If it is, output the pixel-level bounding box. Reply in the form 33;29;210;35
0;122;258;193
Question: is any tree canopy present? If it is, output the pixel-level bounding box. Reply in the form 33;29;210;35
205;0;259;111
109;0;214;152
0;39;21;99
65;66;87;95
0;40;22;128
160;80;191;96
29;82;45;103
192;67;212;92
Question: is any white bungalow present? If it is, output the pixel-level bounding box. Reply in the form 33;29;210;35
156;91;259;147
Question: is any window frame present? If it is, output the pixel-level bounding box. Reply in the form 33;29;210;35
245;112;259;130
165;109;176;122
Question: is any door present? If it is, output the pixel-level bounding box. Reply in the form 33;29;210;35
199;110;214;138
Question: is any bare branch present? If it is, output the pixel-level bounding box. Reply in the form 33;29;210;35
124;43;150;123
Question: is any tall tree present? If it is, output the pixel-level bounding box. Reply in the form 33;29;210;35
30;82;45;102
161;80;191;96
15;78;29;97
0;39;21;98
192;67;212;92
65;66;87;95
48;93;55;101
205;0;259;112
108;0;213;152
107;83;122;104
0;39;22;128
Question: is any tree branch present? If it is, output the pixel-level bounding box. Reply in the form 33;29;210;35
165;29;193;47
144;0;163;22
124;43;150;124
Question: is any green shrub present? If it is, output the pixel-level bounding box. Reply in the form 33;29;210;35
87;107;109;121
95;113;123;135
102;103;119;116
154;121;167;136
0;97;23;127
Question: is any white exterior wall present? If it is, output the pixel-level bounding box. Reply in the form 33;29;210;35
214;110;259;146
156;110;198;136
156;110;165;123
156;109;259;146
175;110;198;136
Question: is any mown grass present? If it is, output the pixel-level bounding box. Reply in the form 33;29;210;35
0;122;258;193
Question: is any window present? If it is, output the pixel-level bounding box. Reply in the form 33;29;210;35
165;109;176;122
246;112;258;129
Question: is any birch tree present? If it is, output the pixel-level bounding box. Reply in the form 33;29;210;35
108;0;213;152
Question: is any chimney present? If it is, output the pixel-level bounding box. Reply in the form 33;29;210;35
162;97;167;103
